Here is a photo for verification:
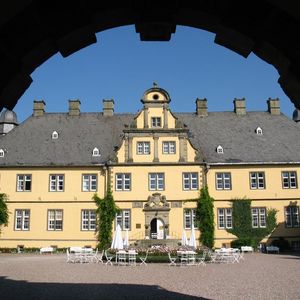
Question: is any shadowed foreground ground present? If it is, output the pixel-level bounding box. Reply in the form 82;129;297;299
0;253;299;299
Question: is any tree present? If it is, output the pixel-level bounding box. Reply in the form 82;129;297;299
227;198;277;247
0;193;9;233
196;186;215;248
93;189;119;249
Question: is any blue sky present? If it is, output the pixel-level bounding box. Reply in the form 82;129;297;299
14;25;295;123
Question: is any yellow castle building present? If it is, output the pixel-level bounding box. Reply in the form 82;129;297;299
0;84;300;250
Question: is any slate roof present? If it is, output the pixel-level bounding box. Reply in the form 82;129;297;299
0;113;132;166
1;110;300;166
178;112;300;164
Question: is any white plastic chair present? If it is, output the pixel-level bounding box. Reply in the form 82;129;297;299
168;252;177;266
128;250;137;266
197;251;207;266
105;250;114;266
139;250;149;266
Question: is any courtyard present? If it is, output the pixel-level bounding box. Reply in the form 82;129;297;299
0;252;299;299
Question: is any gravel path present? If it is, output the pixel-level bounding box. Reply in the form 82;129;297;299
0;253;299;300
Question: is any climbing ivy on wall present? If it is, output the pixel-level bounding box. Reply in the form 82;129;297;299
196;186;215;248
93;189;119;249
227;198;277;247
0;193;9;233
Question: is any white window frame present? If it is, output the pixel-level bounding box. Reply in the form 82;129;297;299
82;174;97;192
115;173;131;191
250;172;265;189
51;131;59;139
149;173;164;191
17;174;32;192
255;127;263;135
251;207;266;228
137;142;150;155
49;174;64;192
184;209;196;229
216;173;231;190
151;117;161;128
218;208;232;229
162;141;176;154
182;173;198;190
285;206;300;228
282;171;297;189
216;145;223;154
116;209;131;230
92;147;101;157
81;210;96;231
15;209;30;231
47;209;63;231
0;149;4;157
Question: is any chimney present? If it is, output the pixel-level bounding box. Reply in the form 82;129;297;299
33;100;46;117
68;99;81;116
103;99;114;116
196;98;208;117
267;98;280;115
233;98;246;115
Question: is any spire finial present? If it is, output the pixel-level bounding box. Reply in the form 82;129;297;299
153;81;158;88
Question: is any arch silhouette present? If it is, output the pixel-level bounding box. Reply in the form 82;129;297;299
0;1;300;110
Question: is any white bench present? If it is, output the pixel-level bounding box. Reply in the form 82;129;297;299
266;246;279;254
241;246;254;253
40;247;54;254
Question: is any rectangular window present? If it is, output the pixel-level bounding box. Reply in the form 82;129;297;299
182;173;198;190
250;172;265;189
151;117;161;128
162;141;176;154
218;208;232;229
15;209;30;231
137;142;150;155
48;210;63;231
81;210;96;231
282;171;297;189
49;174;64;192
216;173;231;190
82;174;97;192
115;173;131;191
251;207;266;228
285;206;300;228
149;173;164;191
116;210;131;230
17;175;32;192
184;209;196;229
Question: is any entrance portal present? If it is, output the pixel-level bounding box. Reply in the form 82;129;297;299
150;218;164;239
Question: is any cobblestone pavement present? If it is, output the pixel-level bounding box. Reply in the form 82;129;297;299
0;252;299;300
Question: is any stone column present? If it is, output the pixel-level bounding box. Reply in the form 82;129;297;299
153;135;159;162
144;106;149;128
128;136;133;162
163;105;168;128
179;136;186;162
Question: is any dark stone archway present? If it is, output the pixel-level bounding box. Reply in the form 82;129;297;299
1;1;300;110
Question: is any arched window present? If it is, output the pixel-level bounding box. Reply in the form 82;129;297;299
92;147;100;157
52;131;59;139
255;127;263;135
216;145;223;154
0;148;4;157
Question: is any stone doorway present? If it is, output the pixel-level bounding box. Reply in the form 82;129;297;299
143;193;170;239
150;218;165;239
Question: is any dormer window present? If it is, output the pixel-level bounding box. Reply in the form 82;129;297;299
151;117;161;128
92;147;101;157
255;127;263;135
52;131;59;139
0;149;4;157
216;145;223;154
